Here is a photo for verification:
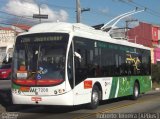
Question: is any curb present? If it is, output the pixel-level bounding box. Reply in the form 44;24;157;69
146;89;160;95
155;88;160;91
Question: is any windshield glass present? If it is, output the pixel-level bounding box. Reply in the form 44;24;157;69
12;33;69;86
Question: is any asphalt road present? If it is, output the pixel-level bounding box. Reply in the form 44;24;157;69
0;80;11;89
0;86;159;119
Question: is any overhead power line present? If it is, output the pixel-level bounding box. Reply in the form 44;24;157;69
0;10;37;20
118;0;160;18
46;2;116;19
0;22;13;26
129;1;160;17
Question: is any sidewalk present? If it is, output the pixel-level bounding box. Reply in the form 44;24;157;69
146;89;160;95
154;87;160;91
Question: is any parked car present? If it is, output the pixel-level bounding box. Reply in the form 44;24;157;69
0;64;11;80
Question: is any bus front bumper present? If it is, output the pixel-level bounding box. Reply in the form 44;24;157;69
12;91;74;106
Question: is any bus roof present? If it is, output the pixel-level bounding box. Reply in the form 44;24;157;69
19;22;150;50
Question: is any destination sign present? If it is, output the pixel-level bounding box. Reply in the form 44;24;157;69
35;36;63;42
20;36;63;43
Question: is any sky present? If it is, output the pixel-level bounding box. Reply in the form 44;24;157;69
0;0;160;27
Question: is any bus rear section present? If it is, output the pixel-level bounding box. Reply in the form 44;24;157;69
11;33;74;106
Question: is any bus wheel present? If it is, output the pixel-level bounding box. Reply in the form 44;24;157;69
88;85;99;109
131;82;139;100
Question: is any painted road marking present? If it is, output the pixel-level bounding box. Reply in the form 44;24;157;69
73;97;160;119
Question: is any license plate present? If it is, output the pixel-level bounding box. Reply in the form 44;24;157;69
29;87;48;93
17;72;27;79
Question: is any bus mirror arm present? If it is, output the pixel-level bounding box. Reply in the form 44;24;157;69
3;54;9;63
74;52;82;62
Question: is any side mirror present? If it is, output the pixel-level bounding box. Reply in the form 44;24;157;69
3;54;9;63
74;52;82;62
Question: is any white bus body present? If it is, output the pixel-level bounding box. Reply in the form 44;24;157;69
12;22;152;108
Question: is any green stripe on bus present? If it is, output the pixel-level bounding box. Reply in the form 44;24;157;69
108;76;151;99
109;78;118;98
118;77;131;97
12;83;20;89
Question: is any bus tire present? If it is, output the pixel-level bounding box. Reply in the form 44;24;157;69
131;82;139;100
88;85;99;109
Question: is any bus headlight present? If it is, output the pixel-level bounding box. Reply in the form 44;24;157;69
54;89;65;95
18;90;21;94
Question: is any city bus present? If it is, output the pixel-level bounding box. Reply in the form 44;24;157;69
11;22;152;109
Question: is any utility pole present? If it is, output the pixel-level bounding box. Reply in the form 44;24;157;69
38;4;41;23
76;0;90;23
76;0;81;23
33;3;48;23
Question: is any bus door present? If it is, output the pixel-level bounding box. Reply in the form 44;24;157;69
72;37;91;105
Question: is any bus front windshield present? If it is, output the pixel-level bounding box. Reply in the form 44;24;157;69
12;33;69;86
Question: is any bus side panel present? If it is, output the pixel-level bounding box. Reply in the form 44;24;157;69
114;76;152;97
101;77;113;100
73;77;113;105
73;76;152;105
107;76;152;99
117;77;135;97
138;76;152;93
73;80;92;105
115;76;152;98
109;77;132;98
109;77;119;99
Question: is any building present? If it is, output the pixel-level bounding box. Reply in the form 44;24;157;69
127;22;160;64
152;48;160;64
0;24;31;63
0;27;15;63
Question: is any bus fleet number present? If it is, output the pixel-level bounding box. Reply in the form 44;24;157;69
30;88;48;93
